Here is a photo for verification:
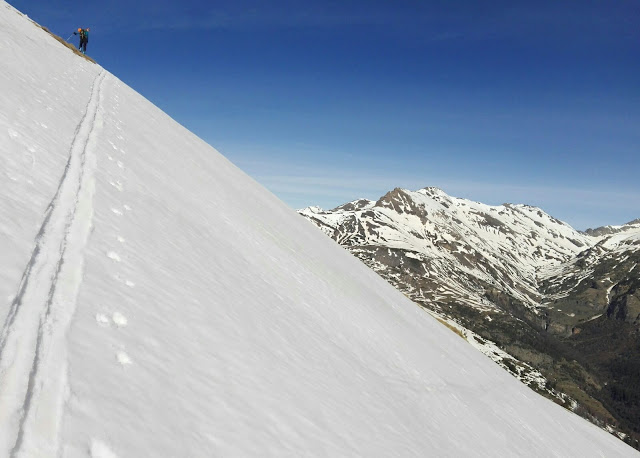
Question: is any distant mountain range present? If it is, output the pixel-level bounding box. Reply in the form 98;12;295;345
300;186;640;448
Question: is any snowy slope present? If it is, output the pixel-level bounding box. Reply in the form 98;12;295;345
0;3;637;457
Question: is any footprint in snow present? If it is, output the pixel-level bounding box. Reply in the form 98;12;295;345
109;180;123;192
22;151;36;169
113;273;135;288
90;438;119;458
112;312;128;328
111;208;123;216
107;251;121;262
95;313;110;327
116;351;132;366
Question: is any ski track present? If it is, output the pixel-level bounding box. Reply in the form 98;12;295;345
0;70;106;457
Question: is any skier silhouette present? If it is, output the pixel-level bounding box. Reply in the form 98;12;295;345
73;27;89;54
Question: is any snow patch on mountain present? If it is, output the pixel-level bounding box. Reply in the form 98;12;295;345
301;187;598;311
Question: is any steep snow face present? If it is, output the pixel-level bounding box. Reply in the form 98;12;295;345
0;3;637;457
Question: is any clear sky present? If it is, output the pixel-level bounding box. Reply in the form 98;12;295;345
9;0;639;230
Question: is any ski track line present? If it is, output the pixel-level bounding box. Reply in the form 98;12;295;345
0;70;107;457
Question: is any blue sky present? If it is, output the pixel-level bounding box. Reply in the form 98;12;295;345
10;0;639;230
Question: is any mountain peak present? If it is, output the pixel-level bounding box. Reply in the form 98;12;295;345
300;186;640;446
330;198;374;212
583;218;640;237
418;186;447;196
302;186;595;307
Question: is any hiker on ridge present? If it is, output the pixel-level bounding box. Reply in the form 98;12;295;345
73;27;89;54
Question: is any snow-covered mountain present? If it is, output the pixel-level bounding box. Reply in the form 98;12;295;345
300;187;596;311
300;187;639;318
1;2;637;456
300;187;640;445
541;219;640;325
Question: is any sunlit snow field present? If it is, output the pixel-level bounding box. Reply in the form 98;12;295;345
0;2;637;456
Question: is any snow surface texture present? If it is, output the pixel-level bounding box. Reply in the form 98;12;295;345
0;2;637;456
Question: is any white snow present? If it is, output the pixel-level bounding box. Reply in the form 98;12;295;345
0;2;637;456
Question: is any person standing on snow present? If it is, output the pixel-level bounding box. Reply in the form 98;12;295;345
73;27;89;54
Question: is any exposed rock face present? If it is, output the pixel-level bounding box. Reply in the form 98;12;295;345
584;219;640;237
607;279;640;324
299;187;640;448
